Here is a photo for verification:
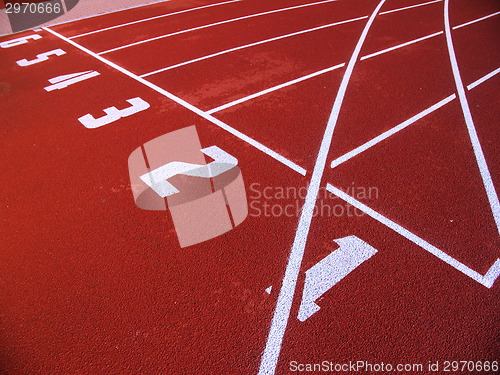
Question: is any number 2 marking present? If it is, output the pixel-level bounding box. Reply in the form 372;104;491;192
44;71;100;92
0;34;42;48
78;98;150;129
17;49;66;66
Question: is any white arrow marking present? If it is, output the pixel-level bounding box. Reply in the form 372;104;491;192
297;235;377;322
140;146;238;197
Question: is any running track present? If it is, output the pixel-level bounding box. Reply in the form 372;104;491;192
0;0;499;374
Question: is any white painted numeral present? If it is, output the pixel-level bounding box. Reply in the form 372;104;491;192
44;70;100;92
0;34;42;48
78;97;150;129
17;49;66;66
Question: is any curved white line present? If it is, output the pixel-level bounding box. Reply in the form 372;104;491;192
444;0;500;234
257;2;387;374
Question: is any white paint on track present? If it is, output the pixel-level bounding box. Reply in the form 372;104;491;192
379;0;442;15
330;95;456;168
98;0;339;54
444;0;500;234
361;31;443;60
326;184;500;288
258;2;386;374
139;16;368;77
206;63;345;114
453;10;500;30
467;67;500;90
43;27;306;176
69;0;242;39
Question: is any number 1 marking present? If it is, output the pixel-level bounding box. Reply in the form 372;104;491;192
44;70;100;92
78;97;150;129
17;49;66;66
0;34;42;48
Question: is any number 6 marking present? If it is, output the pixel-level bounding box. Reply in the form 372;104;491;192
78;98;150;129
17;49;66;66
0;34;42;48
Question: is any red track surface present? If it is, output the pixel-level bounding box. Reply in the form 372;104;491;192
1;0;499;374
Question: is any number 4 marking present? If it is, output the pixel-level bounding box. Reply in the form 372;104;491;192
44;71;100;92
0;34;42;48
78;97;150;129
17;49;66;66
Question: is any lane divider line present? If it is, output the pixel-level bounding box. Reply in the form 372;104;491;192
138;16;368;76
326;184;500;288
453;10;500;30
206;63;346;114
330;94;456;168
42;26;307;176
379;0;442;15
98;0;339;54
444;0;500;234
69;0;242;39
258;2;386;374
467;67;500;91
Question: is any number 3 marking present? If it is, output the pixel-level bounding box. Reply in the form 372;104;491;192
78;98;150;129
0;34;42;48
17;49;66;66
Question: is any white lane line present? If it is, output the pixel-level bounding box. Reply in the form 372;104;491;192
43;27;307;177
326;184;500;288
467;67;500;90
379;0;442;15
361;31;443;60
330;94;456;168
98;0;339;54
258;2;386;374
206;63;346;114
453;10;500;30
139;16;368;77
69;0;241;39
48;0;176;27
444;0;500;234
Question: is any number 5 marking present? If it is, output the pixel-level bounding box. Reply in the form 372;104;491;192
17;49;66;66
0;34;42;48
78;97;150;129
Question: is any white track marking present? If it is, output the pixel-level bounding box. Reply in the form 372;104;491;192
330;95;456;168
139;16;368;76
326;184;500;288
467;67;500;90
297;235;377;322
69;0;241;39
48;0;176;27
258;2;386;374
444;0;500;234
43;27;306;176
97;0;337;54
453;10;500;30
361;31;443;60
265;286;272;294
206;63;345;114
379;0;442;15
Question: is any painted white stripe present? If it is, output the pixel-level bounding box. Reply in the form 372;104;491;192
361;31;443;60
98;0;338;54
69;0;241;39
258;2;386;374
467;67;500;90
379;0;442;15
444;0;500;234
326;184;500;288
330;95;456;168
206;63;345;114
139;16;367;77
48;0;176;27
43;27;306;177
453;10;500;30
